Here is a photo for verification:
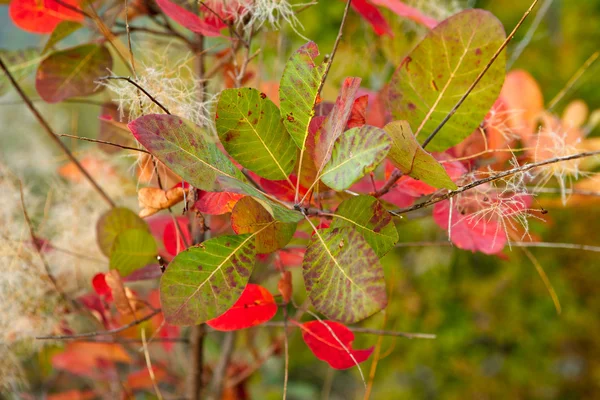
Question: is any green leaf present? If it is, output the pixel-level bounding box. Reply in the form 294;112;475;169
0;48;43;96
331;195;399;258
216;88;297;180
384;121;456;190
279;41;327;149
303;227;387;323
321;125;391;190
129;114;246;191
96;207;149;257
388;9;506;151
42;21;83;55
109;229;158;277
231;196;296;253
35;44;112;103
160;234;258;325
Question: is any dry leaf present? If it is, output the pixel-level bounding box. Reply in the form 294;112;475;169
105;270;141;316
138;186;187;218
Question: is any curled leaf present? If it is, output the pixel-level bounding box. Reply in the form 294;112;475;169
138;186;188;218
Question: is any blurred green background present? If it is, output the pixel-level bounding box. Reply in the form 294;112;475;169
1;0;599;399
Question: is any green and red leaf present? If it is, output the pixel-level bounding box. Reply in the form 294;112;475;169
36;44;112;103
9;0;83;34
303;227;387;323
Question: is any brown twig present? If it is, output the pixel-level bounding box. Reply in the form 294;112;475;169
390;150;600;216
316;0;352;98
57;134;150;153
0;56;116;208
98;76;171;114
421;0;540;149
373;169;404;197
35;310;161;340
395;241;600;253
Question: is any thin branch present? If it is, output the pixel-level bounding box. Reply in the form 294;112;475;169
18;182;72;309
98;76;171;114
141;329;164;400
58;134;150;153
421;0;540;149
390;150;600;215
0;56;116;208
547;51;599;111
521;246;561;314
35;310;161;340
507;0;554;68
395;241;600;253
316;0;352;98
206;332;236;400
262;321;436;339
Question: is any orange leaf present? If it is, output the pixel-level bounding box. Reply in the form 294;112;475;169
138;186;187;218
126;366;169;390
277;271;293;304
47;390;96;400
52;342;131;376
105;270;142;316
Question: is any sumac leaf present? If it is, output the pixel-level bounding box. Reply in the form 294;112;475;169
163;219;191;256
96;207;149;257
303;227;387;323
109;229;158;277
331;195;398;257
128;114;245;191
36;44;112;103
231;196;296;254
160;234;258;325
384;120;456;190
388;9;506;151
301;320;374;369
321;125;391;190
206;284;277;331
194;191;245;215
216;87;297;180
279;42;327;149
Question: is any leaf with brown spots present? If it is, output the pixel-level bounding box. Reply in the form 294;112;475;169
215;88;297;181
330;195;399;257
384;120;456;190
320;125;391;191
279;42;327;149
129;114;246;191
160;233;262;326
231;196;296;253
303;227;387;324
388;9;506;151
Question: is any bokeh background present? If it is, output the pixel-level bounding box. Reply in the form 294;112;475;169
1;0;599;398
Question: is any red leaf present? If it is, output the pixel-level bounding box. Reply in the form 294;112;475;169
148;290;181;352
47;390;96;400
301;320;373;369
259;175;308;202
9;0;83;34
193;190;245;215
347;95;368;128
433;200;506;255
350;0;393;36
155;0;222;36
52;343;131;377
206;284;277;331
163;219;191;256
371;0;438;29
126;366;169;390
91;273;113;302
